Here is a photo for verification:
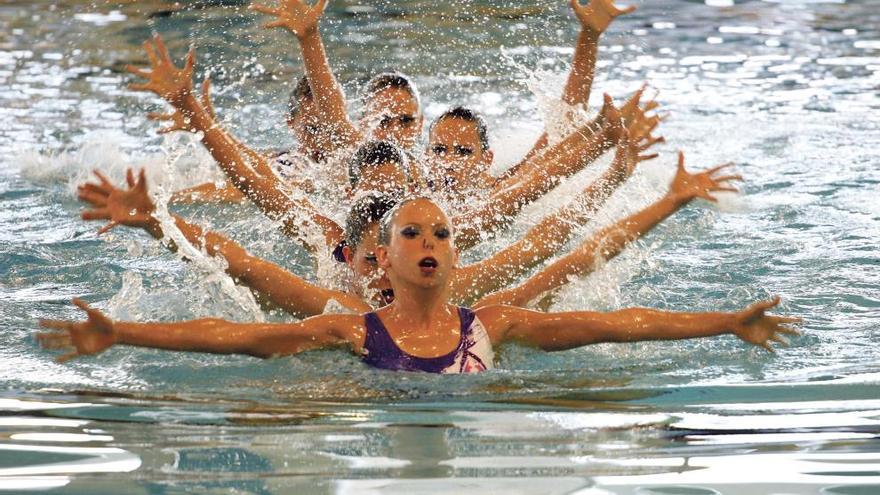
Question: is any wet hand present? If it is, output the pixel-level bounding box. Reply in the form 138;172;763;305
731;296;802;353
126;34;196;106
620;83;665;161
251;0;328;39
77;168;156;234
571;0;636;35
668;152;742;203
37;299;117;363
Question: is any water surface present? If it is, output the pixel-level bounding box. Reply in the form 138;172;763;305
1;0;879;493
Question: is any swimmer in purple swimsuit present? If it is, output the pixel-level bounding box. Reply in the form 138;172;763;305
40;198;800;372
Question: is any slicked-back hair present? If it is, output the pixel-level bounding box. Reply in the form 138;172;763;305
347;140;409;188
345;193;399;249
363;71;421;110
287;76;313;120
430;106;490;151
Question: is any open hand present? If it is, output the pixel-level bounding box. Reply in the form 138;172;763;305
571;0;636;35
77;169;156;234
620;83;665;160
598;93;624;144
37;299;117;363
250;0;328;39
668;152;742;203
126;34;196;106
608;126;658;180
731;297;802;353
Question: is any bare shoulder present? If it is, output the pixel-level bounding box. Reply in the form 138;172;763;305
474;305;529;343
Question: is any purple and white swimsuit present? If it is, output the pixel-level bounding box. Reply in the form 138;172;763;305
361;307;495;374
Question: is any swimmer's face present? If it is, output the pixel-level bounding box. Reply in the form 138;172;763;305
362;87;423;151
376;198;456;290
426;117;493;192
353;160;408;196
287;97;332;160
343;223;393;306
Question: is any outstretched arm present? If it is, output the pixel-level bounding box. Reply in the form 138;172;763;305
564;0;635;106
251;0;361;150
126;34;343;251
77;170;367;318
476;153;742;308
37;300;362;362
518;0;637;162
450;126;658;304
453;96;624;250
482;297;800;352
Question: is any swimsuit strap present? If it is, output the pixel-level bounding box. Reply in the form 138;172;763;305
455;308;492;373
361;309;468;373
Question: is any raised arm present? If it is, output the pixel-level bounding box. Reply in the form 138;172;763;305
77;169;367;318
518;0;637;162
126;35;343;251
450;127;658;304
251;0;361;149
476;152;742;308
482;297;800;353
565;0;635;105
37;299;362;362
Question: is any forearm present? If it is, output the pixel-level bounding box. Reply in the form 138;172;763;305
177;93;267;195
151;215;343;317
181;94;340;249
491;193;688;308
170;183;247;204
511;307;737;351
299;32;360;147
562;29;600;107
455;140;608;250
536;308;733;351
497;124;611;212
504;29;600;178
115;319;290;357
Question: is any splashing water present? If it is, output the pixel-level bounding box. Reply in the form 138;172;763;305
2;0;880;492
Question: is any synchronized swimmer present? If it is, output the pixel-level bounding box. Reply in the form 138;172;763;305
39;0;801;372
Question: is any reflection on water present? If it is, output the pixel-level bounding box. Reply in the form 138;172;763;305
2;375;880;493
1;0;880;492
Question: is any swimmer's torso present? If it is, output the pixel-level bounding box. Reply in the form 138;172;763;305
361;307;495;373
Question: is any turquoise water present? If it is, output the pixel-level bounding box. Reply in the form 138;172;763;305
1;0;879;493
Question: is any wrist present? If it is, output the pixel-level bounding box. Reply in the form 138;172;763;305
723;312;740;335
664;189;693;206
297;26;320;43
144;216;164;238
581;26;602;40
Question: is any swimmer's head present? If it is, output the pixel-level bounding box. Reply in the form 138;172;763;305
426;107;494;193
376;197;457;291
360;72;423;151
342;193;399;305
286;76;331;161
347;140;409;196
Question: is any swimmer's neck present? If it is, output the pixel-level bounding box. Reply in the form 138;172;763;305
383;284;453;329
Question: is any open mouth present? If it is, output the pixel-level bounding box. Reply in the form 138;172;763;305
418;257;438;274
380;289;395;304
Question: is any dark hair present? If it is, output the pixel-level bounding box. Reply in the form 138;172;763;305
287;76;313;119
345;193;399;248
363;71;421;109
347;140;409;188
431;106;490;151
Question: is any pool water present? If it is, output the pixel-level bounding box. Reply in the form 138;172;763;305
1;0;879;493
